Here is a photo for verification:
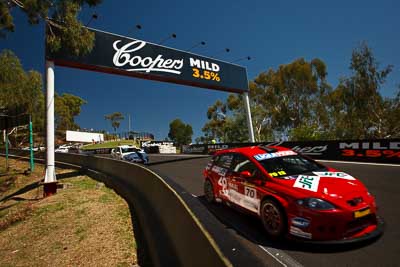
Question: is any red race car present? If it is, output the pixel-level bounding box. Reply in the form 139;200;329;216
203;145;384;243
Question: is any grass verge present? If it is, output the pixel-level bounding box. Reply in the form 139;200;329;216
81;140;139;150
0;157;137;267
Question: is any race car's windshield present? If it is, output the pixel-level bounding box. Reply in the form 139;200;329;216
121;147;138;153
259;155;327;178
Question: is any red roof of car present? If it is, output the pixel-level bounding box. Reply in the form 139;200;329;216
215;145;294;158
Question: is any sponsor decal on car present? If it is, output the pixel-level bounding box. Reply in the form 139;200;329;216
205;162;213;170
291;217;311;228
211;166;227;176
218;176;229;196
290;226;312;239
228;189;242;204
244;186;257;199
313;172;356;180
228;182;238;191
254;150;297;161
228;188;260;214
293;175;320;192
269;170;287;177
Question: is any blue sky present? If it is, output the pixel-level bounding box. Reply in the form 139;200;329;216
1;0;399;140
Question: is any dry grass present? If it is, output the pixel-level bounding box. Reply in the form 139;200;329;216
0;157;137;267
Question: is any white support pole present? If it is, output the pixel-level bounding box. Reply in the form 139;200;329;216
128;114;131;133
243;92;255;142
44;60;56;186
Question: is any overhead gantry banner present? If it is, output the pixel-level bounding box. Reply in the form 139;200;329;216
43;26;254;195
46;27;249;93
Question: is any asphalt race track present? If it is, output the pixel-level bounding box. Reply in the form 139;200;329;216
147;154;400;267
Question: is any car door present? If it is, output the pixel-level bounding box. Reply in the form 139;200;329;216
228;154;263;214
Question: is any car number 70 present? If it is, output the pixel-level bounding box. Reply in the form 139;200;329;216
245;187;256;198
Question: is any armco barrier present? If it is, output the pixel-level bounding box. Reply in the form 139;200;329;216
2;150;230;267
182;139;400;164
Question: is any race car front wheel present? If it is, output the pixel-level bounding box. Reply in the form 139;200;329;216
261;199;286;239
204;179;215;203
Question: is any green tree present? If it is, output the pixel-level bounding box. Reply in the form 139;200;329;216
327;42;393;139
201;100;228;142
0;0;102;56
105;112;124;133
55;93;87;130
168;119;193;146
201;58;331;142
200;95;251;143
265;58;331;140
380;88;400;138
200;46;398;142
0;49;44;132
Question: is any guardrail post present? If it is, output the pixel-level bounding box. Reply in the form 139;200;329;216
5;129;9;171
44;60;57;196
29;115;34;171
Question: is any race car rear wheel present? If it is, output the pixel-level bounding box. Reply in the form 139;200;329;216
261;199;286;238
204;179;215;203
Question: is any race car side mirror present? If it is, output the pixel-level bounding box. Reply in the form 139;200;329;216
240;171;252;179
252;179;264;186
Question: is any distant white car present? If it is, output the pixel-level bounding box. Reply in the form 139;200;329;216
123;151;149;164
21;146;46;151
111;145;144;160
55;145;71;153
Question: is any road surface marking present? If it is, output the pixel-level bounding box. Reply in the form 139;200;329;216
258;245;303;267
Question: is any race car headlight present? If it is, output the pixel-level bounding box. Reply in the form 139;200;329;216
297;198;335;210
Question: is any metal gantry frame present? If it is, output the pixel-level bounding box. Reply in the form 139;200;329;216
243;92;255;142
44;61;57;195
43;60;255;195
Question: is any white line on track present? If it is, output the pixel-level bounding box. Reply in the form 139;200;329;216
258;246;287;267
258;245;303;267
317;160;400;167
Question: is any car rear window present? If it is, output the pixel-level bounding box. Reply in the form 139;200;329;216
121;147;138;153
214;154;234;169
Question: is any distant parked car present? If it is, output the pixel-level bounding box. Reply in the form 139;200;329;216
111;145;149;164
123;151;149;164
21;146;45;151
111;145;138;160
55;145;71;153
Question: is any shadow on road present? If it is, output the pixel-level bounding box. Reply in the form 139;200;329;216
146;155;210;166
